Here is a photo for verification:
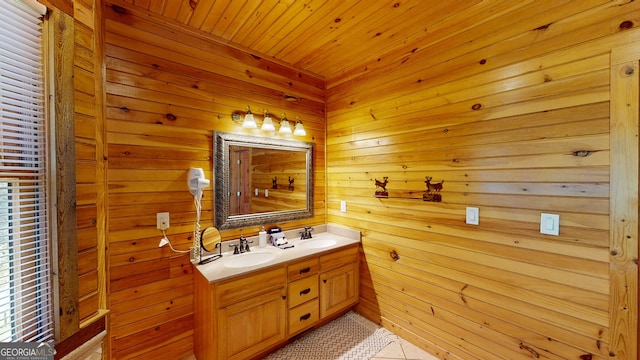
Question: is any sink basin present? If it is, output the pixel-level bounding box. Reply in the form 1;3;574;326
223;252;277;268
298;239;337;249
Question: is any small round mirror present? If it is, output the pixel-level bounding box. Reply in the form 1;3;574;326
200;226;222;253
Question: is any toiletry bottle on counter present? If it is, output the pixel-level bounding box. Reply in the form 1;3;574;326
259;226;267;248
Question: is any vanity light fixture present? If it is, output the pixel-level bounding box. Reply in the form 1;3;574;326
261;110;275;131
231;105;307;136
241;105;257;129
293;116;306;136
278;113;292;134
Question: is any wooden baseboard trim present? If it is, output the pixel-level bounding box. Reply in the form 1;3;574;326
55;315;106;360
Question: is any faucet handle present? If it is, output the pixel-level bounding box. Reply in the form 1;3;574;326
229;243;240;254
300;226;314;239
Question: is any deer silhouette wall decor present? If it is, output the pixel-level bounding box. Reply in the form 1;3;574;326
424;176;444;202
374;177;389;198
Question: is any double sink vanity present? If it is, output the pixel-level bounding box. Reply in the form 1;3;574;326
197;133;360;359
193;224;361;360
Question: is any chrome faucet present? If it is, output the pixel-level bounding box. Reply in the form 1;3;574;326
300;226;314;240
229;236;255;254
241;236;252;252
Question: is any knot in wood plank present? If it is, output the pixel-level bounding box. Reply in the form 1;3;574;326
619;20;633;30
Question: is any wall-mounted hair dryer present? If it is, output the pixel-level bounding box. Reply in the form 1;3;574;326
188;167;210;264
188;168;210;196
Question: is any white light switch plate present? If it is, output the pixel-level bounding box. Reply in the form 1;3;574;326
340;200;347;213
540;213;559;236
466;207;479;225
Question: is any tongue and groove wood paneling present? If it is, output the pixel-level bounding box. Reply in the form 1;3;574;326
117;0;482;79
103;3;326;358
65;0;639;358
327;1;639;359
71;0;108;332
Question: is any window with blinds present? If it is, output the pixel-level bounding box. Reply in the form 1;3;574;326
0;0;52;343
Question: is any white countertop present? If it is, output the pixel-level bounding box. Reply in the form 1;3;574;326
195;224;361;283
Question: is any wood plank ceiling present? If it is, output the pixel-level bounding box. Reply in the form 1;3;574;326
119;0;482;79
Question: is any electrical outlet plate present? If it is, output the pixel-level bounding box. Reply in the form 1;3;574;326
157;212;170;230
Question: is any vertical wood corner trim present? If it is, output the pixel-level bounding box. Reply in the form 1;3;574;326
609;56;639;360
51;8;79;341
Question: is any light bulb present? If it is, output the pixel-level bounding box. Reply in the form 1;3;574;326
242;106;257;128
261;111;275;131
293;119;306;136
279;114;292;134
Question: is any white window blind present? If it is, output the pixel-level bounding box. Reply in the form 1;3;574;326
0;0;52;343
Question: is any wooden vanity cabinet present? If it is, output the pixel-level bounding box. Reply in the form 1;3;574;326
220;288;287;359
194;266;287;360
319;245;359;319
194;243;360;360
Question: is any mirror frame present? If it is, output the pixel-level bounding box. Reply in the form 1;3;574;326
214;131;314;230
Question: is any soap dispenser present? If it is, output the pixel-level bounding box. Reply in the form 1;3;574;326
259;226;267;248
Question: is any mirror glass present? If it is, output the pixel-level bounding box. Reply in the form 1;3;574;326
200;226;222;252
214;132;314;230
199;226;222;264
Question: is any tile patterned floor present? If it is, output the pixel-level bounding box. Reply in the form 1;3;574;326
182;336;436;360
263;311;393;359
181;317;438;360
371;334;439;360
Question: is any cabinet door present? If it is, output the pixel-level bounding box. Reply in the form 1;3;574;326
219;288;287;360
319;262;359;319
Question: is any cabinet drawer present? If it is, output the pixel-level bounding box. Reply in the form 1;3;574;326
288;275;318;308
320;245;358;271
288;257;319;282
217;266;286;308
288;298;319;335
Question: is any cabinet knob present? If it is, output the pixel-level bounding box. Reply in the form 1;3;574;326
299;288;311;295
323;279;327;284
282;295;287;300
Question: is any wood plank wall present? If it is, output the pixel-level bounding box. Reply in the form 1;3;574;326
43;0;108;349
102;1;326;358
326;1;639;359
72;0;107;327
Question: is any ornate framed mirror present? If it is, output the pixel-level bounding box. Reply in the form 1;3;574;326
214;131;314;230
